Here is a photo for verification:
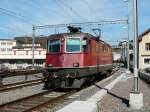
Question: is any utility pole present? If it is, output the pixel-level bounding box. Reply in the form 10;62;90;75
32;25;35;68
133;0;138;93
129;0;143;109
123;0;130;71
127;17;130;71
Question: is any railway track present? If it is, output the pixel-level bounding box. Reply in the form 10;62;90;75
0;79;43;92
0;90;77;112
0;66;120;112
0;69;42;78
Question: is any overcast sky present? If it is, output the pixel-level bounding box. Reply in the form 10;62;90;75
0;0;149;45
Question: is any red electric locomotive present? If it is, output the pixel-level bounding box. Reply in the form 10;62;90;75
43;27;113;89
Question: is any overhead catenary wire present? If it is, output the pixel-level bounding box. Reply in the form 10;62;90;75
32;19;127;39
54;0;77;20
82;0;95;21
0;7;32;24
29;0;69;23
55;0;87;21
0;28;27;37
34;20;128;29
60;0;87;21
0;26;32;37
0;7;24;18
0;7;43;25
0;7;42;36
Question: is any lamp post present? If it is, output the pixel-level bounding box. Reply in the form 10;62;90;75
129;0;143;109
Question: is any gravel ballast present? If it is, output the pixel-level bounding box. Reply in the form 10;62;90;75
0;83;45;104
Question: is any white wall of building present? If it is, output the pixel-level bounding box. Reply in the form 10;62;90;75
139;32;150;69
113;53;121;61
0;39;46;70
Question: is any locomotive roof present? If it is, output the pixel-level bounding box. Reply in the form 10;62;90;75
48;32;111;47
48;32;91;38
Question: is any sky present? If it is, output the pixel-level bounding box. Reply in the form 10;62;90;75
0;0;149;45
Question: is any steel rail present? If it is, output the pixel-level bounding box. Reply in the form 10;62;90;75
24;90;76;112
0;90;52;109
0;66;120;112
0;90;76;112
0;70;42;78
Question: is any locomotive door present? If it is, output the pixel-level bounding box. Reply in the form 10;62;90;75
89;40;92;65
89;40;99;74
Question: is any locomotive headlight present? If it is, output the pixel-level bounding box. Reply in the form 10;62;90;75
73;62;79;67
48;64;53;67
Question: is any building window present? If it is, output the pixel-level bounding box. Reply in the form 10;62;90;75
10;60;15;64
14;51;16;55
26;51;28;55
1;48;6;51
7;42;13;46
145;43;150;51
7;48;12;51
27;60;32;64
144;58;150;64
1;42;6;46
36;60;44;64
39;51;41;55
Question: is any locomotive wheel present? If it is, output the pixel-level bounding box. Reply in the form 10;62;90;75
44;78;62;89
44;80;52;89
107;70;112;77
54;78;62;88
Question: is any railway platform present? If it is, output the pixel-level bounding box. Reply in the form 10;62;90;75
57;69;150;112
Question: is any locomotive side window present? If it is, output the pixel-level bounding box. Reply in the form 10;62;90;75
82;39;88;52
48;39;60;53
66;38;80;52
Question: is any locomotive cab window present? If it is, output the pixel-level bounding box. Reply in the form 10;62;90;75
82;39;88;52
66;38;80;52
48;39;60;53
